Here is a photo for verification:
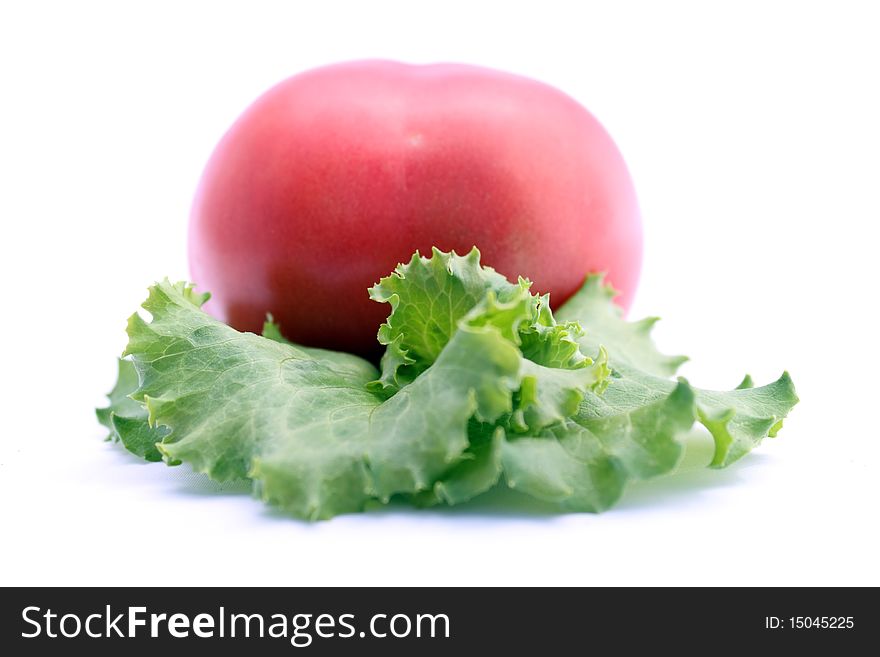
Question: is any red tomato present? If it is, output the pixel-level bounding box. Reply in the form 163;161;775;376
190;60;642;354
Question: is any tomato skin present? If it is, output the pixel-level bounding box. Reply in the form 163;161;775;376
190;60;642;354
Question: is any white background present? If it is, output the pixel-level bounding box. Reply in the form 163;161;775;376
1;0;878;586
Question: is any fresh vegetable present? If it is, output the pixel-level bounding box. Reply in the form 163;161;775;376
189;61;643;355
98;249;797;520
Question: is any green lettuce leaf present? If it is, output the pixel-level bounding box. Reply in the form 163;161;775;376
558;274;799;469
98;250;798;519
368;247;526;393
412;423;505;507
556;274;688;377
367;248;609;432
502;381;696;511
122;279;531;519
430;273;798;512
97;355;168;462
